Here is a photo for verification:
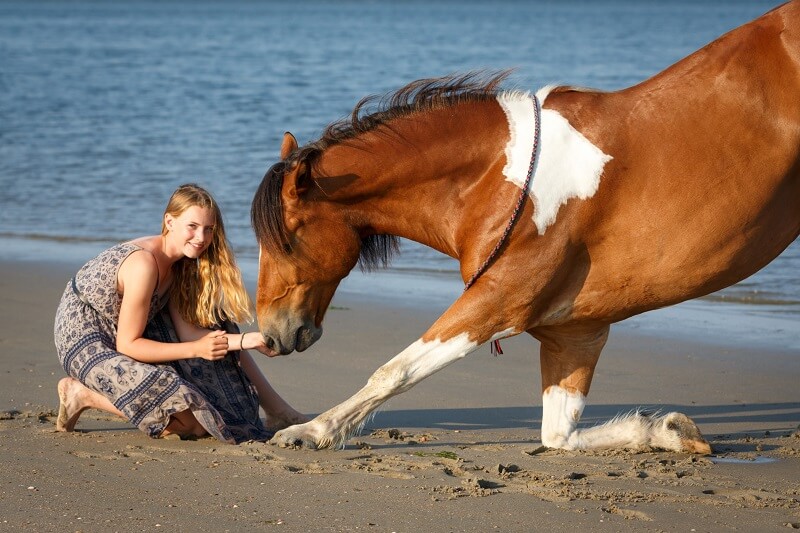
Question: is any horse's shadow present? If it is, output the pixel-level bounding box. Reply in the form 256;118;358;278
359;402;800;434
348;403;799;452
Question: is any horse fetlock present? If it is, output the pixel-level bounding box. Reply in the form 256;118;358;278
540;429;577;450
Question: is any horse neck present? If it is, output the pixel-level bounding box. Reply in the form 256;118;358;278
316;101;511;259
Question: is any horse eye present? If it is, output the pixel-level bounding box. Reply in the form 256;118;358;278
283;242;293;254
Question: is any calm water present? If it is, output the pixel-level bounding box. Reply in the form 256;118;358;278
0;0;796;314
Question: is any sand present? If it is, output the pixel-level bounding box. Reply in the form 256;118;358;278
1;256;798;532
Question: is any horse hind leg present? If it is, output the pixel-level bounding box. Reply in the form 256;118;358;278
533;324;711;454
568;410;712;454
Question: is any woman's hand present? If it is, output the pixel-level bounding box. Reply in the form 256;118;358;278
193;330;229;360
242;331;280;357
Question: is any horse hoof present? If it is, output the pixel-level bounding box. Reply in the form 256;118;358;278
271;424;320;450
663;412;712;454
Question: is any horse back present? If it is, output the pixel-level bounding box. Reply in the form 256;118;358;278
544;1;800;322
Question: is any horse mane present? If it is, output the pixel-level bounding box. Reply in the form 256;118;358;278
252;70;514;271
314;69;513;154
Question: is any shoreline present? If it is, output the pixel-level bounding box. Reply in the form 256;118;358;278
2;233;797;353
1;242;799;531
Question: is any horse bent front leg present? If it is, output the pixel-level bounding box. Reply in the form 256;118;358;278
271;333;486;448
271;292;516;449
534;324;711;454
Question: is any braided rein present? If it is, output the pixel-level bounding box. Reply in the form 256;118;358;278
463;94;541;354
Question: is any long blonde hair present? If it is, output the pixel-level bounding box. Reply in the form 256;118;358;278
163;183;253;327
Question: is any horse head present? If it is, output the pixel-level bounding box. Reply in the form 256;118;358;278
251;72;516;354
251;132;397;354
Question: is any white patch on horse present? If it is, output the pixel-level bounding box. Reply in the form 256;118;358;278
311;333;479;447
497;89;613;235
370;333;478;390
278;330;515;449
541;385;586;449
373;328;516;389
489;327;516;343
540;385;692;452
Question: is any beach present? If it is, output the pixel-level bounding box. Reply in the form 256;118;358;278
2;0;798;530
1;255;798;532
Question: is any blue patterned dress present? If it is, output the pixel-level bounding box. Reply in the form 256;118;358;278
54;242;272;443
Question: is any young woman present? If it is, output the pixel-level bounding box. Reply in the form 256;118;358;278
54;183;306;442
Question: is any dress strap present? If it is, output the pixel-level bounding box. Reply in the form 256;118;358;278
136;247;161;291
133;245;171;310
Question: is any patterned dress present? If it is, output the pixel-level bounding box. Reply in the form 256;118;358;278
54;242;272;443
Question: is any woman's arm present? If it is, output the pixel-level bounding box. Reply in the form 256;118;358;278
167;299;266;353
115;251;228;363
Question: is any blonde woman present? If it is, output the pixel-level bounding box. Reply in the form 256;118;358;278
54;183;306;442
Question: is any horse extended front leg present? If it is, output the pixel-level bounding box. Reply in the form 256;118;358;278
533;324;712;454
270;293;516;449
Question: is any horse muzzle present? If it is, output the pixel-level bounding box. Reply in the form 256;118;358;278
261;318;322;355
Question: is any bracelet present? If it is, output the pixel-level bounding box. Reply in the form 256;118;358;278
239;332;246;351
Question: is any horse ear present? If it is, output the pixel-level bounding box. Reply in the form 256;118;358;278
280;132;309;199
286;162;311;199
280;132;298;160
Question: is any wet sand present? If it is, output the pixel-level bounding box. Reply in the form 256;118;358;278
1;257;798;532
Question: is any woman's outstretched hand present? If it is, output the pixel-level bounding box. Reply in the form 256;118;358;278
194;330;229;360
243;331;280;358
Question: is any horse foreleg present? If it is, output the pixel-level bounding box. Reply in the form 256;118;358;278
534;324;711;454
270;330;502;449
271;289;517;449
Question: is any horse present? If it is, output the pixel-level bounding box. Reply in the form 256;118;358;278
251;1;799;452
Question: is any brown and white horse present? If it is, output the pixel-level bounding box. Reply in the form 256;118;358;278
251;2;799;452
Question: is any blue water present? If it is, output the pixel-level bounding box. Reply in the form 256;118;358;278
0;0;797;321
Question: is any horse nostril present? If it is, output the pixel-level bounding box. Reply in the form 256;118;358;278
266;337;275;350
295;325;319;352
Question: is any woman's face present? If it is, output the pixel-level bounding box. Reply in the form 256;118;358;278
165;205;216;259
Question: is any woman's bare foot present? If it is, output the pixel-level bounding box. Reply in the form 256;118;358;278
266;409;311;432
57;377;88;431
56;377;124;432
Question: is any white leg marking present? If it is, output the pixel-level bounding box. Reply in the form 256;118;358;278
568;411;687;451
497;89;613;235
541;386;586;450
489;327;517;343
366;333;478;395
541;386;704;453
274;333;481;449
273;328;523;449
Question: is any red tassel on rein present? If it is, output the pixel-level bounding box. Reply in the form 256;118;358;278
491;340;504;356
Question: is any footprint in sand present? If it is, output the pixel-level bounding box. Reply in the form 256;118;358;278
602;504;653;521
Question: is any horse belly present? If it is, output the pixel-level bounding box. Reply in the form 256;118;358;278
576;159;799;323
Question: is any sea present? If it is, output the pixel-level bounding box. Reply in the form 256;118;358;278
0;0;797;349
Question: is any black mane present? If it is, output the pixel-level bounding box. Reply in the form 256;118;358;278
251;70;512;271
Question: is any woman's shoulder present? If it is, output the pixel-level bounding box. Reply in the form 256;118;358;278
73;240;156;296
125;235;160;254
119;243;159;274
117;244;160;296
